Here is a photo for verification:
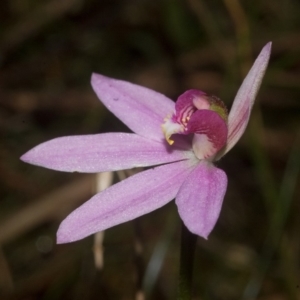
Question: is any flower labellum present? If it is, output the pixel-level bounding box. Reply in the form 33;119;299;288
21;43;272;243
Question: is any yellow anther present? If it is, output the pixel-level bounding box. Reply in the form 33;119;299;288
167;139;174;145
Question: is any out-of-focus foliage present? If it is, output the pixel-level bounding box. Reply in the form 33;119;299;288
0;0;299;299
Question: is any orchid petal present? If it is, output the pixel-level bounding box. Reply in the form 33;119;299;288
187;110;228;160
222;42;272;156
175;161;227;239
174;89;210;120
57;160;195;243
21;133;191;173
91;73;175;141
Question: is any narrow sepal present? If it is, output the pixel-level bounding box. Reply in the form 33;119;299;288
175;161;227;238
222;42;272;156
21;133;190;173
91;73;175;141
57;160;195;243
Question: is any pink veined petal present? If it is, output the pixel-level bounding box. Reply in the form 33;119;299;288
174;89;210;121
175;161;227;239
186;110;228;160
20;133;191;173
161;90;211;144
91;73;175;142
222;42;272;156
57;160;196;243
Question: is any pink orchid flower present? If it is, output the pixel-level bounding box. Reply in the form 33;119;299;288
21;43;271;243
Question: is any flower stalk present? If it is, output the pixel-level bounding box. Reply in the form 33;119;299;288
177;222;197;300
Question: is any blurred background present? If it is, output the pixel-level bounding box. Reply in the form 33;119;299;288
1;0;300;299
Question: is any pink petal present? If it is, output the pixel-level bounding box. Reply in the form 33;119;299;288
175;161;227;239
223;42;272;155
21;133;190;173
174;89;210;121
57;160;196;243
187;110;228;160
91;73;175;142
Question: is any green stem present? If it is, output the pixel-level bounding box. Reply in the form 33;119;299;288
177;222;197;300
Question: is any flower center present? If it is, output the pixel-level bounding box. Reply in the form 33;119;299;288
162;89;228;160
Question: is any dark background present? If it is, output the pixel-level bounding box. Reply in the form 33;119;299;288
0;0;300;299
